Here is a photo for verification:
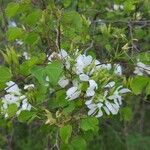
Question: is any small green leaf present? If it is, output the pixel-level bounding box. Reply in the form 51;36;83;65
18;110;34;122
0;66;12;83
30;66;46;85
6;2;19;18
60;125;72;144
6;27;23;41
71;137;87;150
131;76;149;95
24;9;42;26
63;0;72;8
45;61;63;86
121;107;133;121
63;102;75;115
80;117;99;131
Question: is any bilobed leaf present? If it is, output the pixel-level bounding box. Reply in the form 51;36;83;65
6;27;23;41
63;0;72;8
45;61;63;86
80;117;99;131
23;32;39;45
60;125;72;144
131;76;149;95
30;66;46;85
71;137;87;150
24;9;42;26
6;2;19;18
63;102;75;115
0;66;12;83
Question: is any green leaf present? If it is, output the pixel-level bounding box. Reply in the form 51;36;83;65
18;110;34;122
7;104;18;117
63;102;75;115
45;61;63;86
20;54;46;76
131;76;149;95
6;2;19;18
48;90;68;108
80;117;99;132
24;32;39;45
0;66;12;83
6;27;23;41
71;137;86;150
24;9;42;26
63;0;72;8
30;66;46;85
60;125;72;144
121;107;133;121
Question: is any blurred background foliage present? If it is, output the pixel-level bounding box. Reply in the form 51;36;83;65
0;0;150;149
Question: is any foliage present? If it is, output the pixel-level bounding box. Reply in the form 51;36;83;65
0;0;150;149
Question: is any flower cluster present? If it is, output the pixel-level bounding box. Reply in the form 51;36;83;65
49;50;130;118
0;81;32;118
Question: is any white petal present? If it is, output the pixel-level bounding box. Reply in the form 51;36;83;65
85;99;93;105
105;81;115;88
60;49;68;59
89;80;98;90
24;84;34;90
103;106;110;115
114;64;122;76
69;91;81;100
105;101;117;115
58;76;69;88
83;55;93;66
5;81;20;95
79;74;89;81
66;86;77;97
95;109;103;117
119;88;131;94
86;89;95;97
88;107;97;116
97;102;103;108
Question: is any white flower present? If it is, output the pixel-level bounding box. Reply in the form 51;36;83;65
24;84;35;90
134;67;143;76
2;94;19;105
79;74;89;81
114;64;122;76
96;63;112;71
108;86;130;105
113;4;124;10
86;80;98;97
23;52;30;60
5;81;21;95
75;54;93;74
8;21;17;27
113;4;120;10
86;102;103;117
66;86;81;100
58;76;69;88
16;40;23;45
105;100;119;115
